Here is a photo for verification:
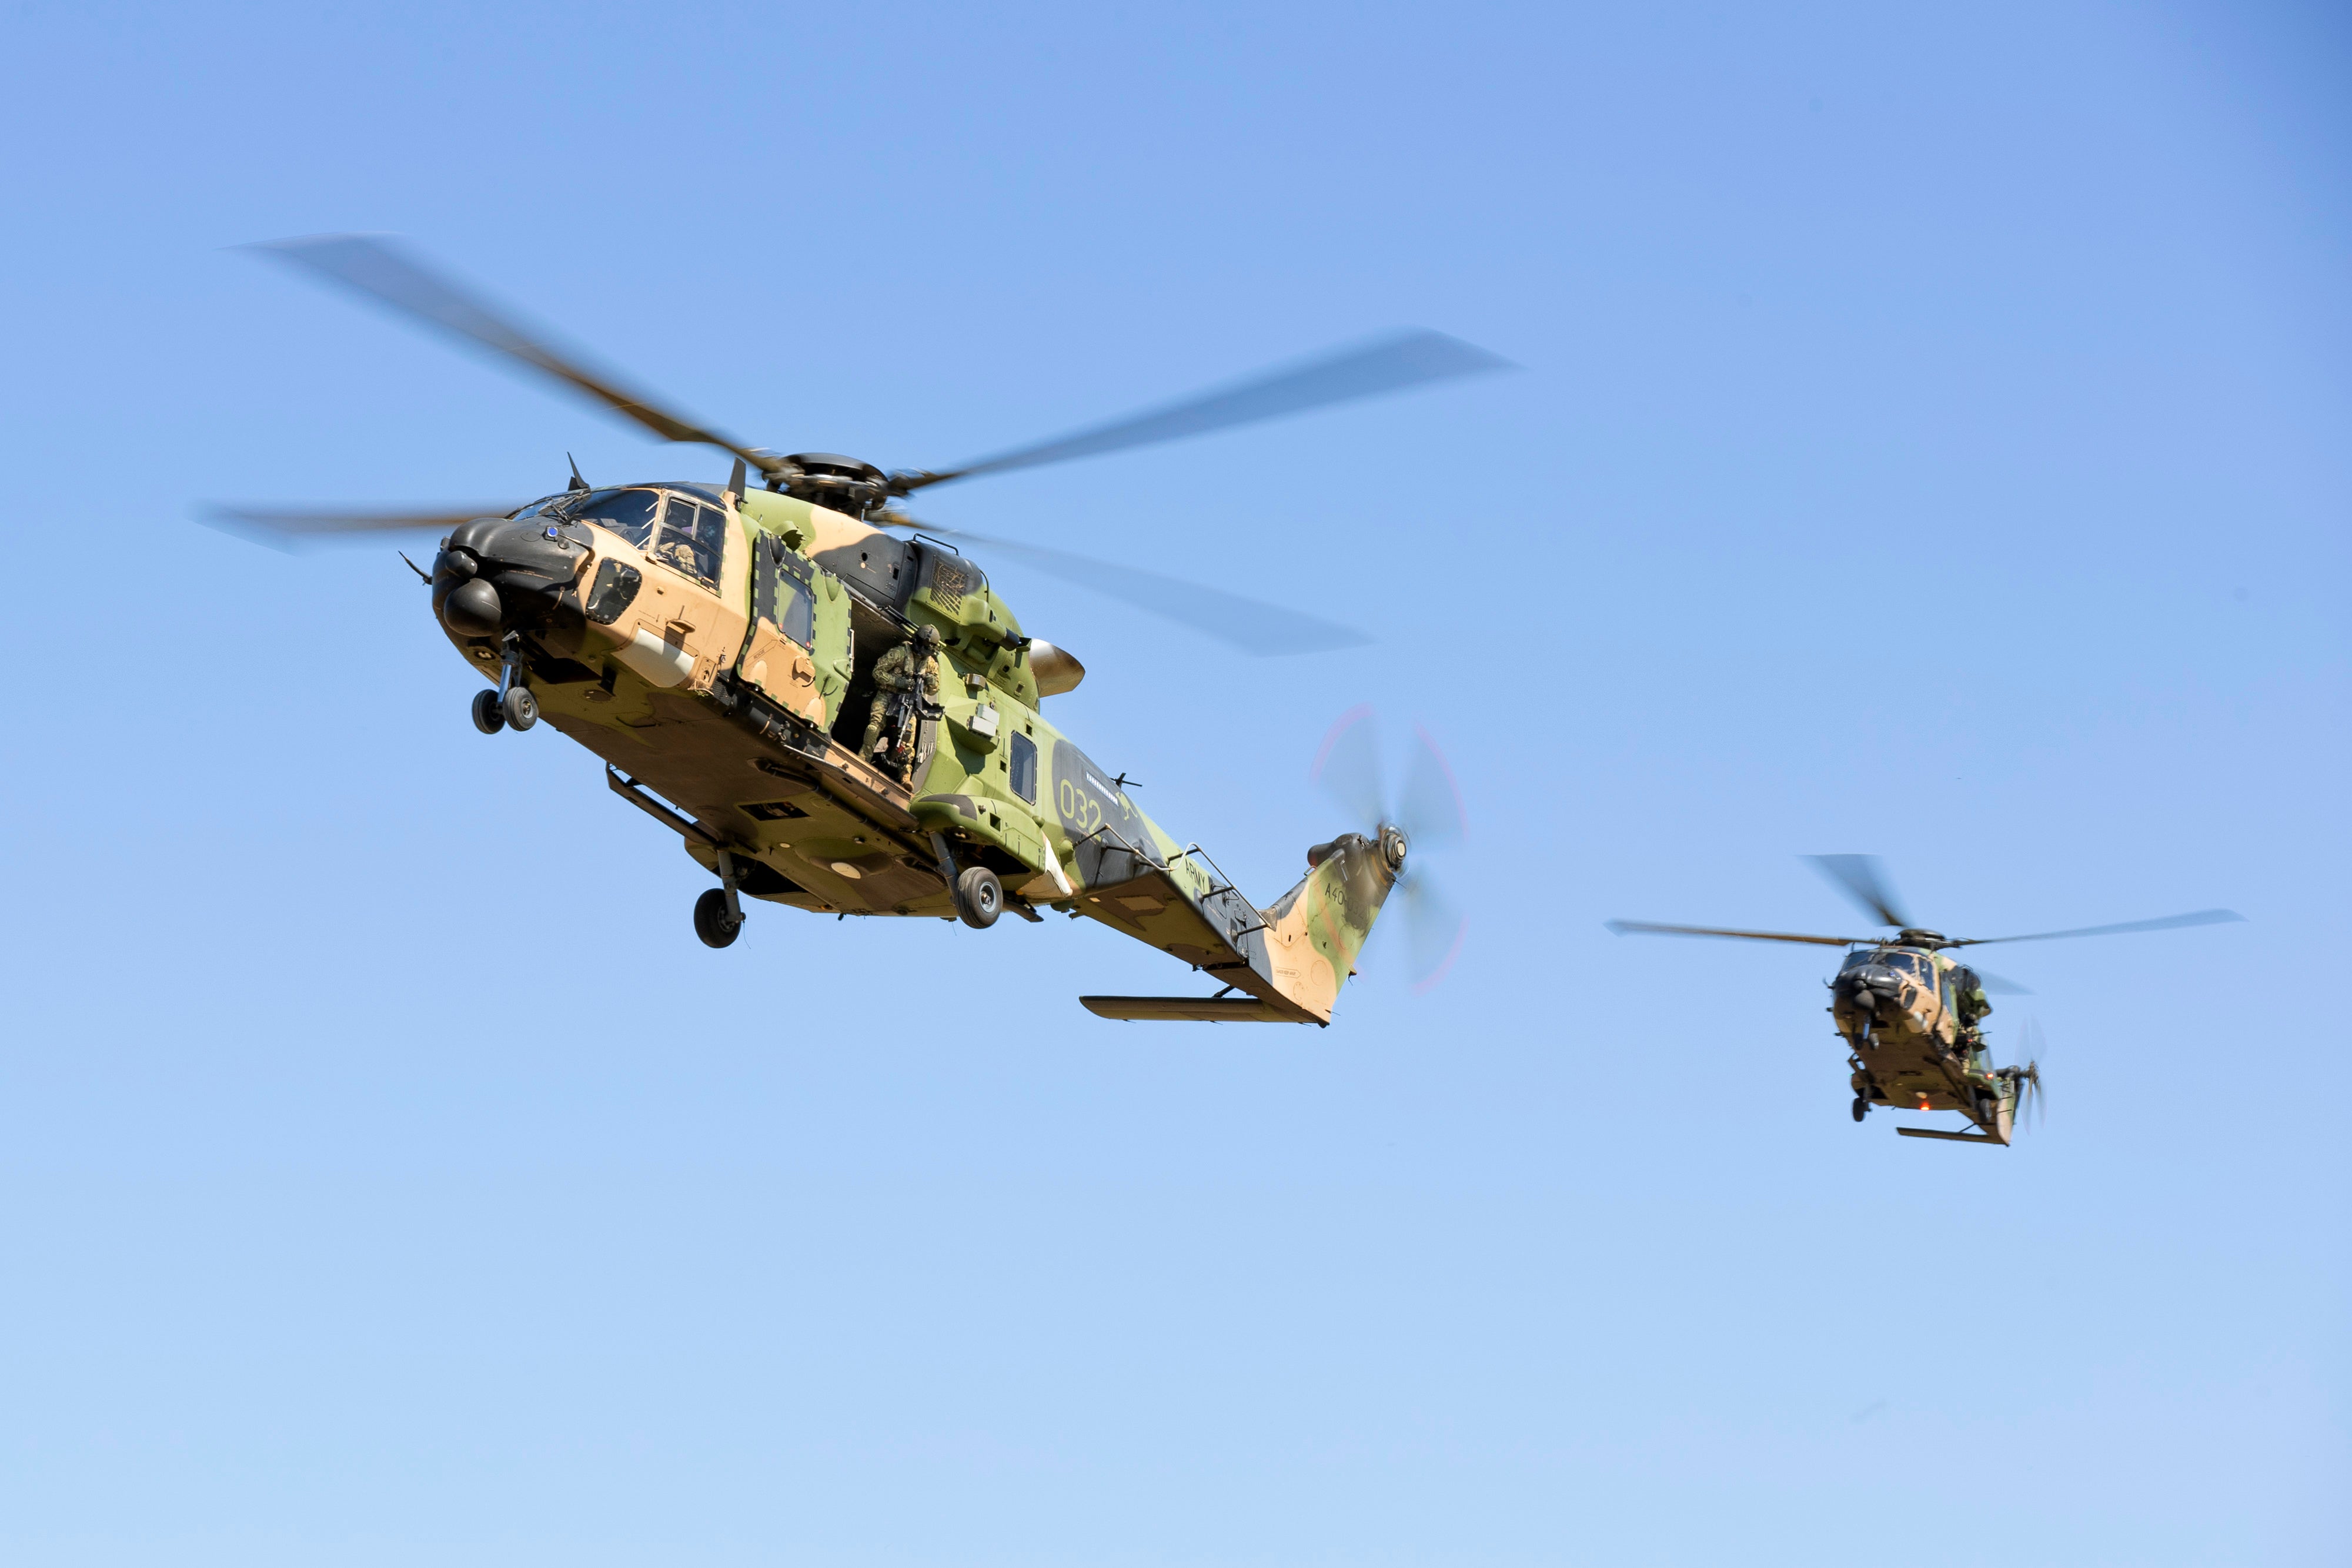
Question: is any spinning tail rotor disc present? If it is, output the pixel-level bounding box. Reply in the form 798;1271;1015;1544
1310;706;1469;992
2007;1017;2049;1133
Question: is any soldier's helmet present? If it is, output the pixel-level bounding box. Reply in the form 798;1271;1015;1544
914;624;943;648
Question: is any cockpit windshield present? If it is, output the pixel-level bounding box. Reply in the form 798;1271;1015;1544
1843;947;1928;978
569;489;662;546
517;486;727;577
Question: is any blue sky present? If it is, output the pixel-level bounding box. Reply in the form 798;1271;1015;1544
1;2;2345;1563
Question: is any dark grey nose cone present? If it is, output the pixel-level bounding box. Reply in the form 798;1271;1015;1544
443;576;503;636
430;513;591;639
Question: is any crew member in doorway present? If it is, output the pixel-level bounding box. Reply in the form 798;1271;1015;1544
863;623;943;770
1953;968;1993;1057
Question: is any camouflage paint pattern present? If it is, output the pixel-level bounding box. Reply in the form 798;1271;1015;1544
443;482;1393;1024
1833;945;2024;1143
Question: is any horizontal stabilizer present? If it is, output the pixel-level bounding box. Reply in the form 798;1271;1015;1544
1080;995;1303;1024
1895;1126;2008;1146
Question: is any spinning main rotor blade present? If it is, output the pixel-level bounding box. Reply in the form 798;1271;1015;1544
251;235;785;479
1605;920;1864;947
1805;854;1911;930
877;517;1367;656
1951;909;2244;947
894;330;1514;493
202;503;518;549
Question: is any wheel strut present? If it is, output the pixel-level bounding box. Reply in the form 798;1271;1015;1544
481;631;537;731
714;848;744;928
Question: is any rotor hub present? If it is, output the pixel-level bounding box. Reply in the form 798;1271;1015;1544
1378;823;1408;874
777;452;890;516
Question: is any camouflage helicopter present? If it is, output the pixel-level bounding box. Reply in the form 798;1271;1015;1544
215;236;1499;1025
1608;856;2241;1144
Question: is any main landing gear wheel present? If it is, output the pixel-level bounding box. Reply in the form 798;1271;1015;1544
470;688;505;734
954;866;1003;930
1852;1095;1869;1122
693;887;742;948
501;686;539;731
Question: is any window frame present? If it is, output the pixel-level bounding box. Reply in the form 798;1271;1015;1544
649;493;724;589
569;487;663;548
1007;730;1039;803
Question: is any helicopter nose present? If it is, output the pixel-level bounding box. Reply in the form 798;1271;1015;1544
431;514;590;637
1841;969;1897;1012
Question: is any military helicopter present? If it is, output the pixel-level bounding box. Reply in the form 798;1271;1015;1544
213;235;1504;1024
1608;856;2241;1144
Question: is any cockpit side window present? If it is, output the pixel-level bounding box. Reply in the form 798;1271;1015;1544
572;489;661;547
652;493;724;587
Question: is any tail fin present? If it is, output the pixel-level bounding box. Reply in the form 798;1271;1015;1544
1258;831;1401;1022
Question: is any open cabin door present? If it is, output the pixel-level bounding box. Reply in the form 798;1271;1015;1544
740;533;825;724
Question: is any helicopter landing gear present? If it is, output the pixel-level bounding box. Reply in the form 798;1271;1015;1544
1852;1095;1869;1122
954;866;1003;930
693;850;746;948
693;889;740;948
473;632;537;734
470;688;505;734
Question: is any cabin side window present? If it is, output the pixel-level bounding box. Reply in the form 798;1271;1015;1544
752;539;817;646
1008;731;1038;803
779;575;814;647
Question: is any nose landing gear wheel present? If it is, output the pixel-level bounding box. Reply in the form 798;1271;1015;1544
693;887;742;948
1852;1095;1869;1122
954;866;1003;930
501;686;539;731
470;688;506;734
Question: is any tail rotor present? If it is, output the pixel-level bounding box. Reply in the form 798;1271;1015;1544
1309;707;1469;991
2003;1017;2049;1134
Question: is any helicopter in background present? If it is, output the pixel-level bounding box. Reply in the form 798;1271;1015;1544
212;235;1500;1022
1608;855;2241;1145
